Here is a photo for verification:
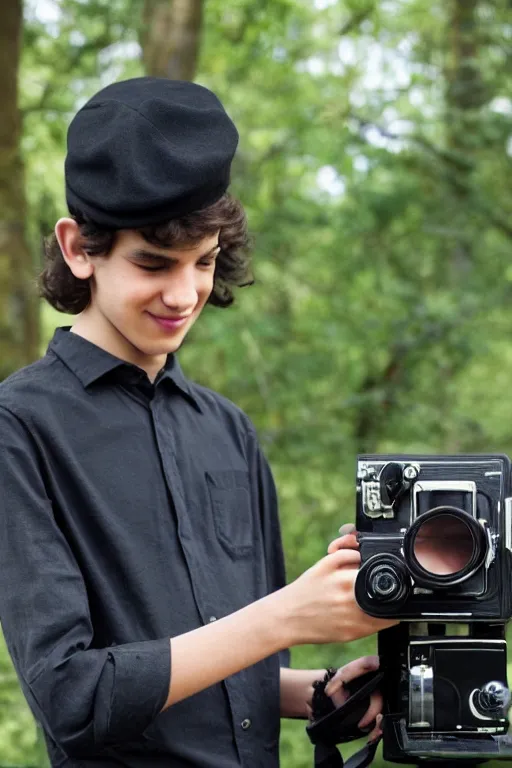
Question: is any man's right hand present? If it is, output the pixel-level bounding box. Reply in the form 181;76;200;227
163;531;396;710
279;533;398;646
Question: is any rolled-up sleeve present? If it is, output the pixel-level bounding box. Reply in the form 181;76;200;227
0;406;170;757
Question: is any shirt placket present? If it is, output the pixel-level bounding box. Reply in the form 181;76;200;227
151;397;210;623
151;393;254;765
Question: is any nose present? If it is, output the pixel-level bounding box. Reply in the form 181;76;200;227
160;266;197;312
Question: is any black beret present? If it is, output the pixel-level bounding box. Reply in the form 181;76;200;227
65;77;239;228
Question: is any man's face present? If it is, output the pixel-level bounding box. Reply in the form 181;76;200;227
84;229;220;373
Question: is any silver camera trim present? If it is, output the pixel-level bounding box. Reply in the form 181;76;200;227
505;497;512;552
409;664;434;728
412;480;477;524
361;479;394;519
359;461;420;519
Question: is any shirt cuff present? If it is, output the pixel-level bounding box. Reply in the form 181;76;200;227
94;637;170;745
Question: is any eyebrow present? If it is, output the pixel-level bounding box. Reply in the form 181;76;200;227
130;245;220;263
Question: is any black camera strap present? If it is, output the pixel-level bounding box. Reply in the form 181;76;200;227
313;738;379;768
307;670;383;768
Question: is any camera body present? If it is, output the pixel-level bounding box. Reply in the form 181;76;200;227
355;454;512;621
354;454;512;764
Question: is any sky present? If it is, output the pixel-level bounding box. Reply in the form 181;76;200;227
32;0;60;22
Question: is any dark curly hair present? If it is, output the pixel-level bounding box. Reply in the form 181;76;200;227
39;193;253;314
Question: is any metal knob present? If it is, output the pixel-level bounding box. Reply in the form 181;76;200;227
474;681;510;716
369;565;401;601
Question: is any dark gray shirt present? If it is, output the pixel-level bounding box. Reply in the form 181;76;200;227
0;328;289;767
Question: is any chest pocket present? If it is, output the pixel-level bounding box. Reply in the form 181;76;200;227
206;470;253;557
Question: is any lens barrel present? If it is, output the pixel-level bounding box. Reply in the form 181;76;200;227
370;566;401;600
403;506;488;589
357;553;411;610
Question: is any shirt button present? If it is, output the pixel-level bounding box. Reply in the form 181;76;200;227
241;718;251;730
208;616;217;623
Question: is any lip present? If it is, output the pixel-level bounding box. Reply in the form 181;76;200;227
147;312;191;331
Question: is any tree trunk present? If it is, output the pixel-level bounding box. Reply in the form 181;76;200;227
141;0;203;80
0;0;39;379
445;0;486;123
443;0;486;278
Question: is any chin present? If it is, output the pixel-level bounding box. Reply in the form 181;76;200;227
150;337;185;355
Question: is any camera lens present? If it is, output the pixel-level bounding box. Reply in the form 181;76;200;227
364;556;410;604
404;506;488;589
355;554;411;615
413;514;474;575
370;566;400;599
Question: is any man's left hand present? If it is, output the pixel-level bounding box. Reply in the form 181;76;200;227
323;655;383;744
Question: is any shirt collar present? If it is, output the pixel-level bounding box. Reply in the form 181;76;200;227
48;327;201;411
158;355;202;412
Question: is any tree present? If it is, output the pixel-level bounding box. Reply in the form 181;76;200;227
140;0;203;79
3;0;512;765
0;0;39;379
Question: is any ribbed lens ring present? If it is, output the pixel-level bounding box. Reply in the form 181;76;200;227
403;506;487;589
370;567;399;598
363;554;411;606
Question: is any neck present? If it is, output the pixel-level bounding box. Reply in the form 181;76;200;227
71;310;166;382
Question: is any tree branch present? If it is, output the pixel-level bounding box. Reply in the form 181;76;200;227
339;4;375;37
348;112;512;241
21;10;118;116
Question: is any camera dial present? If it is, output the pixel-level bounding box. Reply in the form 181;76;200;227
358;553;411;612
369;565;401;600
471;681;511;720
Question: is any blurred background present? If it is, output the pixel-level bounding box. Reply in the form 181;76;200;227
0;0;511;765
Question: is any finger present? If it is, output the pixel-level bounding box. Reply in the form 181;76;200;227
358;691;383;729
330;685;348;708
339;523;356;536
322;669;348;705
367;713;383;744
325;655;379;696
327;534;359;554
326;548;361;569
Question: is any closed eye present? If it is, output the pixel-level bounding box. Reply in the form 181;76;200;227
137;263;167;272
129;245;220;272
137;260;214;272
197;257;217;268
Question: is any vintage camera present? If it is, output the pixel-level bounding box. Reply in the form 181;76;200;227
354;454;512;765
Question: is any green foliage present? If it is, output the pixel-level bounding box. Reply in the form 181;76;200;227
1;0;512;765
0;636;48;766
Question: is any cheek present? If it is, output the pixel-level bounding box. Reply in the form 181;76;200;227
116;278;162;310
94;265;150;306
196;272;215;305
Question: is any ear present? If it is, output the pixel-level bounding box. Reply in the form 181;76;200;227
55;218;94;280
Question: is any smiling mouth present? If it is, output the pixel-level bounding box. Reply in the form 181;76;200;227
147;312;191;330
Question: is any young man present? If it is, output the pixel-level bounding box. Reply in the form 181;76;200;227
0;77;394;767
